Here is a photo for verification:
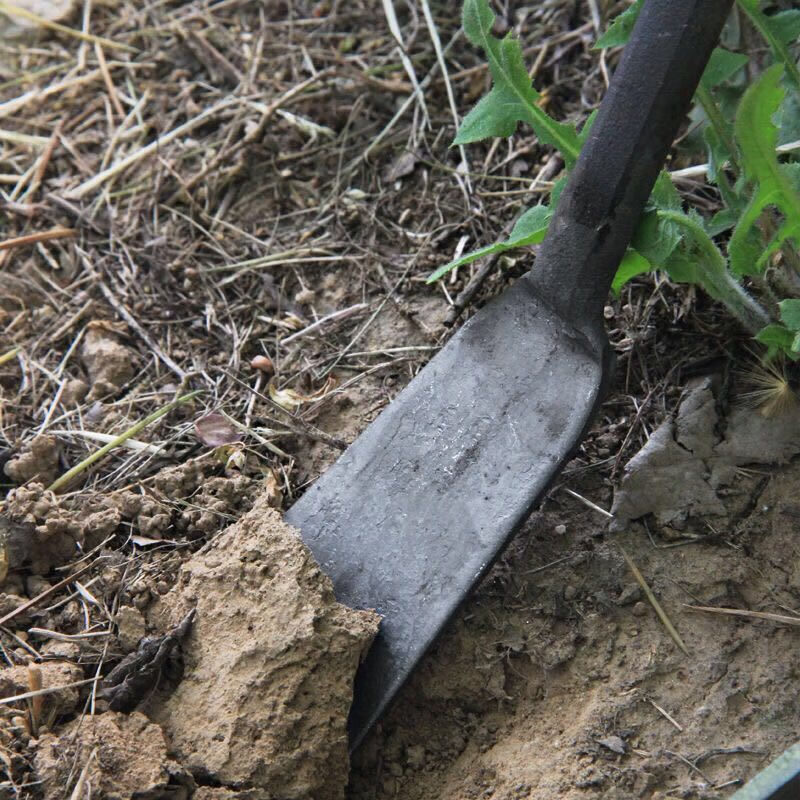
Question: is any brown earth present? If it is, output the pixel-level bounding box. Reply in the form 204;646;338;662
1;1;799;799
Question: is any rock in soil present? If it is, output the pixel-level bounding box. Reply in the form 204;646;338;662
3;435;60;486
80;326;136;400
34;711;191;800
146;494;380;800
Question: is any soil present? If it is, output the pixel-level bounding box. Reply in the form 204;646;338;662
1;1;799;799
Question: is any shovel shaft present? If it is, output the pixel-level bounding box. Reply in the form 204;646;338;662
527;0;733;334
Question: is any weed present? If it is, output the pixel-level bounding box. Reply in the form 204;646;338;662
431;0;800;366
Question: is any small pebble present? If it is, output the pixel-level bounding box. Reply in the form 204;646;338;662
563;585;578;601
132;591;150;610
632;601;648;617
554;523;567;535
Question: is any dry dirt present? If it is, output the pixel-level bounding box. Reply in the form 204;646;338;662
1;1;799;799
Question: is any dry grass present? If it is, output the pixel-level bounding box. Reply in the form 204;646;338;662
0;0;755;795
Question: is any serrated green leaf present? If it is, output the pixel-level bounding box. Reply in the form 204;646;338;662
631;210;681;266
729;65;800;275
658;209;769;333
779;299;800;330
593;0;643;49
454;0;581;164
663;249;701;285
736;0;800;89
782;163;800;195
426;204;551;283
777;93;800;145
755;323;797;359
708;208;739;236
701;48;749;88
772;10;800;44
612;247;651;294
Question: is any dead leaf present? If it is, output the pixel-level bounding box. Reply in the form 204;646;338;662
384;151;417;183
597;735;626;755
194;412;242;447
268;377;336;411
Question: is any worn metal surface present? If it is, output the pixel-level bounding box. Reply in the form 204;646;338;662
285;0;733;750
731;743;800;800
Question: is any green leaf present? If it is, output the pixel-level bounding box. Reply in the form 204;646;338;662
663;249;701;285
755;323;797;359
779;299;800;330
593;0;643;49
624;172;682;275
736;0;800;89
771;10;800;44
700;48;749;88
426;204;551;283
658;209;769;334
777;93;800;145
782;163;800;195
708;208;739;236
631;210;680;266
454;0;581;165
612;247;650;294
729;65;800;275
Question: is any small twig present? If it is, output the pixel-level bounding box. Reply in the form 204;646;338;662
281;303;368;344
225;371;346;450
65;98;236;200
0;346;20;366
98;281;188;380
665;750;713;785
0;677;99;706
444;254;501;326
619;543;689;655
0;1;136;52
0;226;75;251
562;487;613;518
0;562;97;626
47;390;201;492
28;628;111;640
648;698;683;731
68;749;97;800
684;604;800;626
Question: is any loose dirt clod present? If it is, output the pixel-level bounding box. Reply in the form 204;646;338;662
3;436;60;486
612;377;800;528
147;495;379;799
34;711;190;800
80;327;136;401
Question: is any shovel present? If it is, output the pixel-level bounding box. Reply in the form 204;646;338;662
286;0;733;750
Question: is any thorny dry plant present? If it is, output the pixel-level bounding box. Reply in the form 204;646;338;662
0;0;762;795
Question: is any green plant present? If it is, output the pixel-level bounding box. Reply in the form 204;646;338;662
430;0;800;361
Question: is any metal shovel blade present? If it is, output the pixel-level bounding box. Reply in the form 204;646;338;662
285;0;733;750
286;277;610;745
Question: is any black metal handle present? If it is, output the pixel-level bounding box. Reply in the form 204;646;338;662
526;0;733;332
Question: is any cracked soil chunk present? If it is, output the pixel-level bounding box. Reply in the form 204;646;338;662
612;377;800;528
3;435;60;486
34;711;188;800
81;327;135;400
147;495;380;800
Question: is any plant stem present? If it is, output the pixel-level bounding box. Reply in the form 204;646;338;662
695;83;740;177
736;0;800;90
658;210;770;334
47;390;201;493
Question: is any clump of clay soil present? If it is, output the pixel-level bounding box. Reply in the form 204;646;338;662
146;494;379;799
3;435;60;486
34;712;191;799
80;325;137;401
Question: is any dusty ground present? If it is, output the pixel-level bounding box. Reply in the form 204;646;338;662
1;0;799;798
